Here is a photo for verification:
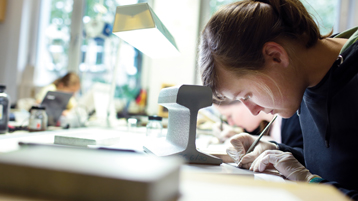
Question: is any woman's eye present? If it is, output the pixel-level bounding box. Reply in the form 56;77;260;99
241;95;251;101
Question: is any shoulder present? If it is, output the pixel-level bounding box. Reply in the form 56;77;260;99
42;84;57;91
35;84;57;101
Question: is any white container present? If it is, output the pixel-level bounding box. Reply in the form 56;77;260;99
146;115;163;138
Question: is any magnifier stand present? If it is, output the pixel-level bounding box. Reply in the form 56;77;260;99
143;85;222;165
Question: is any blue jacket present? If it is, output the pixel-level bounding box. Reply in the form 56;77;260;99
278;27;358;200
281;114;303;149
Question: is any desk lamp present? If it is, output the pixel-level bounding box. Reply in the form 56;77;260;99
112;3;179;58
108;3;179;126
144;85;223;165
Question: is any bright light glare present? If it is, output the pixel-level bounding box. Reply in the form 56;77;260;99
83;16;91;24
113;28;179;58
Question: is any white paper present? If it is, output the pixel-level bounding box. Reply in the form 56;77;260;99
179;180;301;201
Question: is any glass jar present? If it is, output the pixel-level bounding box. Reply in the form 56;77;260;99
146;115;163;138
127;118;138;131
0;85;9;134
28;106;48;132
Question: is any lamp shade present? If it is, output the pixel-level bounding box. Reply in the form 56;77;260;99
112;3;179;58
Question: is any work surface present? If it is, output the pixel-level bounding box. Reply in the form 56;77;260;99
0;127;350;201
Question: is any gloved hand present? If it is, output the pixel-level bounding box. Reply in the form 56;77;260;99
250;150;314;181
226;133;278;169
212;122;243;143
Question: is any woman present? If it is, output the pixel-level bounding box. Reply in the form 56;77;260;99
213;100;273;137
199;0;358;199
36;72;81;112
213;100;303;148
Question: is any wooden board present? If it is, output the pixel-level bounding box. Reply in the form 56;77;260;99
0;0;6;23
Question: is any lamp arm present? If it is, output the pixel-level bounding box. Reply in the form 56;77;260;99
107;39;123;126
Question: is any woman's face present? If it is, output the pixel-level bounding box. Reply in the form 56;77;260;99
214;102;273;132
57;83;80;95
216;66;302;118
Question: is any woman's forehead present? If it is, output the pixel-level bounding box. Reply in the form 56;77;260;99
216;70;250;96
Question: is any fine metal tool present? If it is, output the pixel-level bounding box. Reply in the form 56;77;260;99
238;114;278;167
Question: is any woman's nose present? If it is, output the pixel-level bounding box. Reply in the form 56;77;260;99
227;117;235;126
241;101;263;116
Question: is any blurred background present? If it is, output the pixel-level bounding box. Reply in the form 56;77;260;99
0;0;356;121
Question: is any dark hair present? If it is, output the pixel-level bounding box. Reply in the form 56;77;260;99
53;72;80;87
199;0;331;101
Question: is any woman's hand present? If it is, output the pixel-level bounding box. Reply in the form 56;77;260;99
250;150;313;181
226;133;278;169
212;122;243;143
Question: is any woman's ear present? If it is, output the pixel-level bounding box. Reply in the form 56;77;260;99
262;42;289;68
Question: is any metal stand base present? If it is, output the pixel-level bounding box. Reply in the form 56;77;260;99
143;85;222;165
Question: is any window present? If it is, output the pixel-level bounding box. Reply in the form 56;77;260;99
300;0;339;35
36;0;74;85
35;0;145;100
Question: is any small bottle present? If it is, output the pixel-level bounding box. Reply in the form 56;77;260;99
146;115;163;138
127;118;138;131
28;106;48;132
0;85;9;134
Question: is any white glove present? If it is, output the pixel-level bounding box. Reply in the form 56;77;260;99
212;122;243;143
226;133;278;169
250;150;315;182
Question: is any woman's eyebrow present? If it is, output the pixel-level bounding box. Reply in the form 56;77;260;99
232;91;242;100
